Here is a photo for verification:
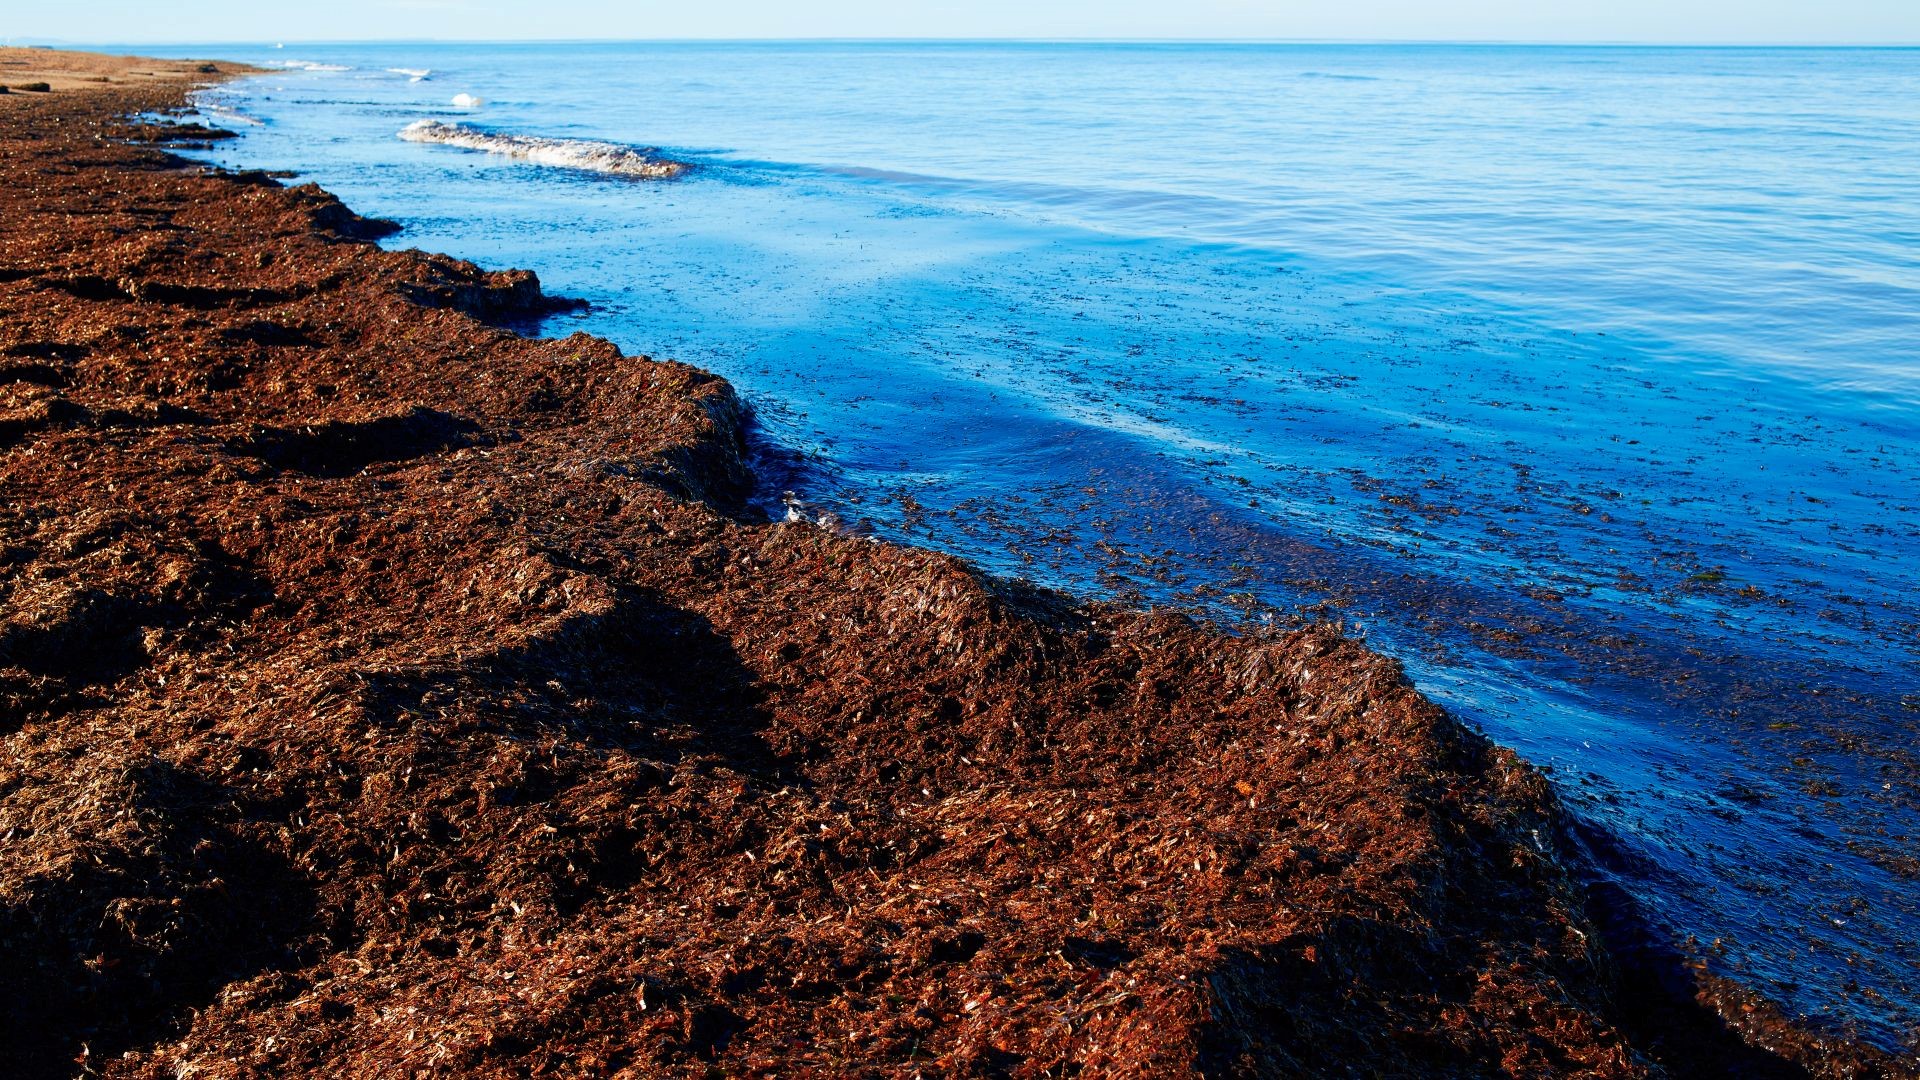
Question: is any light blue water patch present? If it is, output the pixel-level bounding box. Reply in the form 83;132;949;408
130;41;1920;1047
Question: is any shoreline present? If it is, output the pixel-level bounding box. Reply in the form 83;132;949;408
0;48;1906;1077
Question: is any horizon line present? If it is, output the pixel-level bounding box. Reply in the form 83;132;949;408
18;36;1920;50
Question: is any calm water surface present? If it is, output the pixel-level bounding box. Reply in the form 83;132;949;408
137;42;1918;1046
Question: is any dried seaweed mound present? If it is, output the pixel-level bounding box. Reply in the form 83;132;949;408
0;54;1906;1080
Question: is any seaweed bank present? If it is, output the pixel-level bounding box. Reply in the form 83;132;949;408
0;48;1908;1078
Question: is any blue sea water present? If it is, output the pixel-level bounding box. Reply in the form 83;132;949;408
137;41;1917;1046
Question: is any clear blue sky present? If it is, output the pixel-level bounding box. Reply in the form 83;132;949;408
9;0;1919;44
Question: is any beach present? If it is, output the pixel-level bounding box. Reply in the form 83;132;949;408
0;48;1908;1077
166;42;1920;1042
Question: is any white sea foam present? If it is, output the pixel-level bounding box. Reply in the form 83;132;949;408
199;103;265;127
182;86;266;126
387;67;432;81
450;93;486;108
264;60;352;72
397;120;687;179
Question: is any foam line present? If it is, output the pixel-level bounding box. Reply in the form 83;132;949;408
397;120;687;178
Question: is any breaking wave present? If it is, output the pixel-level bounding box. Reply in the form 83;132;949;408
397;120;687;178
387;67;432;81
263;60;352;72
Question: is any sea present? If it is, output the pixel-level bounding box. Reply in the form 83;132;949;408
129;41;1918;1047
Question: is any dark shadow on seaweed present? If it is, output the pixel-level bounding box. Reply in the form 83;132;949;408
1562;815;1816;1079
1190;799;1813;1076
0;547;269;731
488;295;593;339
362;578;787;781
233;406;487;478
395;263;582;326
0;762;322;1078
217;318;319;349
1195;918;1475;1077
4;339;88;363
0;361;70;387
0;587;151;711
354;580;788;910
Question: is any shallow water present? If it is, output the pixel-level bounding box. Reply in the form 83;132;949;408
137;41;1918;1045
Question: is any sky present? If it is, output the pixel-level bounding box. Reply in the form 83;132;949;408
7;0;1920;45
